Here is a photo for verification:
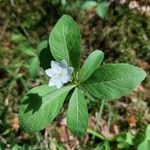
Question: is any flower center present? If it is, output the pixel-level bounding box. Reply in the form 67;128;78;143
57;71;64;77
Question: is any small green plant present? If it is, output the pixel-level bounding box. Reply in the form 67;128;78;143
82;0;109;19
19;42;40;79
137;125;150;150
116;132;133;149
11;32;40;79
19;15;146;137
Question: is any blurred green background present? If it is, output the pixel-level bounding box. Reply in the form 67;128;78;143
0;0;150;149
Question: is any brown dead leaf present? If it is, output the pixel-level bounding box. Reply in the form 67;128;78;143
126;115;137;127
137;60;150;70
56;117;80;150
100;120;117;139
87;8;96;18
12;116;19;132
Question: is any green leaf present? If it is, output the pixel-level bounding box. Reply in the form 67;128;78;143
79;50;104;82
138;125;150;150
19;85;75;133
126;132;133;145
96;2;108;19
0;143;4;150
37;40;49;54
134;132;145;146
19;42;36;56
138;140;150;150
49;15;81;70
67;88;88;136
11;32;26;44
82;1;97;10
37;40;54;70
11;144;21;150
146;125;150;140
104;141;111;150
117;142;130;149
29;56;40;79
82;64;146;100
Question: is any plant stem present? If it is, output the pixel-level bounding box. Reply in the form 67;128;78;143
96;99;105;130
87;128;104;140
86;92;96;102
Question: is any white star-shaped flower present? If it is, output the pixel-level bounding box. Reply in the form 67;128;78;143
45;60;74;89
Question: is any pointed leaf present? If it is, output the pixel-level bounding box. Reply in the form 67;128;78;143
79;50;104;82
96;2;108;19
146;125;150;140
49;15;81;70
82;1;97;10
18;42;36;56
19;85;75;133
29;56;40;79
138;140;150;150
67;88;88;136
11;32;26;44
82;64;146;100
138;125;150;150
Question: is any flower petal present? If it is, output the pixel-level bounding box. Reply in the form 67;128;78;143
46;60;74;88
60;59;68;68
61;75;69;83
55;80;63;89
45;68;55;77
48;79;55;86
51;61;59;68
68;67;74;75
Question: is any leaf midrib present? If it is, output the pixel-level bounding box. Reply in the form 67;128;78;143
83;75;140;85
62;21;70;63
75;89;79;132
23;86;74;124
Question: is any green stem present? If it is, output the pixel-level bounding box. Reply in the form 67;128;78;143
20;77;29;92
86;92;96;102
96;99;105;130
87;128;104;140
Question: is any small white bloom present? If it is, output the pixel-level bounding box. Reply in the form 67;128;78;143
45;60;74;89
141;6;147;13
129;1;139;9
119;0;126;5
146;6;150;16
